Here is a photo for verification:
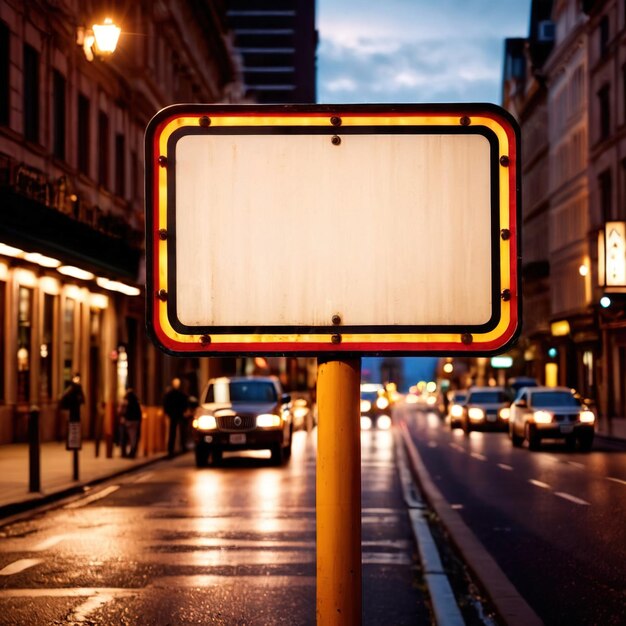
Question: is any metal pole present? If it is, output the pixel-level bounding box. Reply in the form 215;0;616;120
73;449;79;481
28;405;41;493
316;357;361;626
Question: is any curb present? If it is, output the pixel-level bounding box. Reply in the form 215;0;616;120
0;452;177;525
399;421;543;626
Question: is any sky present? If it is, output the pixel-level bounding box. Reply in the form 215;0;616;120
316;0;531;385
317;0;532;106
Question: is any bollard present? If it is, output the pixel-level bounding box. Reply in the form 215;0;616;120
28;405;41;493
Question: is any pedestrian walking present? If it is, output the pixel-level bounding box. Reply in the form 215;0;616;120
60;373;85;423
163;377;189;456
120;388;143;458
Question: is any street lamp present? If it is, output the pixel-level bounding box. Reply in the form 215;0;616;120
77;18;121;62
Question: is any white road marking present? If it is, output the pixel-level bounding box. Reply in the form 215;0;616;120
450;504;464;510
607;476;626;486
528;479;551;490
32;535;67;551
64;485;120;509
448;443;465;453
71;593;115;622
133;471;154;483
554;492;590;506
0;559;43;576
427;441;438;448
567;461;585;469
0;588;131;598
497;463;514;471
470;452;487;462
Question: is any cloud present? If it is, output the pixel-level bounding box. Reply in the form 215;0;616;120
317;0;530;104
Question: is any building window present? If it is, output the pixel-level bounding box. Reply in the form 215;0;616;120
599;169;613;222
17;286;33;404
599;15;609;57
77;94;90;176
52;70;66;160
130;150;138;201
23;44;39;143
598;84;610;140
115;133;125;197
63;297;75;389
40;293;55;399
0;20;9;127
98;111;109;188
0;280;5;402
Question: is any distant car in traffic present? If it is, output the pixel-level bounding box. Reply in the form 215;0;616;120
447;390;468;429
191;376;293;467
461;386;513;433
509;386;595;451
360;383;392;430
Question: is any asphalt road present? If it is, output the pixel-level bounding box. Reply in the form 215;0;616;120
400;402;626;626
0;429;429;625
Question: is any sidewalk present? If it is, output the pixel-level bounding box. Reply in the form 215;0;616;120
595;416;626;441
0;440;170;518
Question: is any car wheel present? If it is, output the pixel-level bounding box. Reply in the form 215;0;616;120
462;417;471;435
510;425;523;448
270;443;284;466
284;431;293;460
210;448;223;466
194;445;209;468
578;433;594;452
526;424;540;451
565;435;576;451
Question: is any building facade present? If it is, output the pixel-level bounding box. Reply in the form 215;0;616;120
0;0;240;444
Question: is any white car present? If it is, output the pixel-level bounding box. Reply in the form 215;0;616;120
509;386;595;451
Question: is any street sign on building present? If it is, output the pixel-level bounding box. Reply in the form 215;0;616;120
145;104;520;356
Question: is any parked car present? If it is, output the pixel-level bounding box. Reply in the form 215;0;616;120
360;383;392;430
191;376;293;467
509;386;595;451
447;390;468;429
461;386;513;433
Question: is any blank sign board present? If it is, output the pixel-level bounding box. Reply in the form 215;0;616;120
145;104;520;355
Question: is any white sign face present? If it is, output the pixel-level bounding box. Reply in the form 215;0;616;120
146;105;520;355
175;133;491;328
605;222;626;287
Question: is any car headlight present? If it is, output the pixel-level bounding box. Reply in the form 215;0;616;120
533;410;553;424
376;396;389;410
293;407;308;420
360;416;372;430
195;415;217;431
256;414;282;428
450;404;463;418
580;410;595;424
499;407;510;420
361;400;372;412
468;407;485;421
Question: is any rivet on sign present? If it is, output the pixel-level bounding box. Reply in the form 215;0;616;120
500;155;510;167
158;229;168;241
501;289;511;302
500;228;511;241
331;334;342;344
331;135;341;146
461;333;473;345
158;156;168;168
331;314;342;325
330;116;342;127
157;289;168;301
460;116;471;126
199;116;211;127
200;334;211;345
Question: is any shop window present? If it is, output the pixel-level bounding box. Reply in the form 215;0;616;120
40;293;55;399
63;297;75;389
0;20;9;127
17;287;33;404
77;94;90;176
52;70;66;160
115;133;125;197
23;44;39;143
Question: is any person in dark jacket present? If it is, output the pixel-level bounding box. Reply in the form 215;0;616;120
60;373;85;423
163;377;189;456
120;388;143;458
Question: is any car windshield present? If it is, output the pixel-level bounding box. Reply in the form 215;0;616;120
531;392;580;408
469;391;510;404
206;381;277;403
452;393;467;403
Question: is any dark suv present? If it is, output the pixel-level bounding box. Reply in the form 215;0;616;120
191;376;293;467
